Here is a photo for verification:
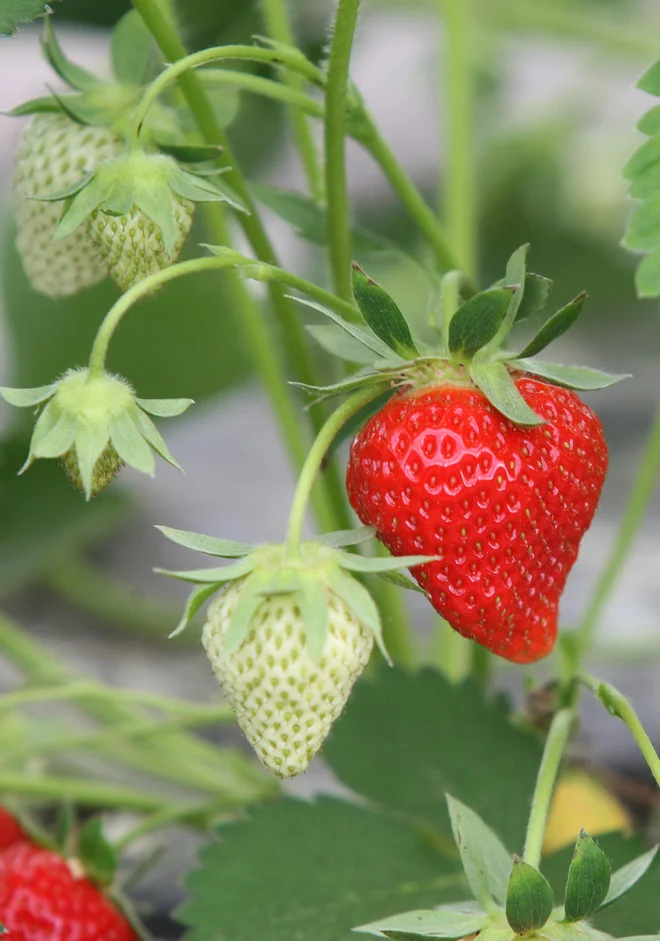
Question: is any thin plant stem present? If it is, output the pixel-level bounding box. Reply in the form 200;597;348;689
261;0;325;201
470;644;491;692
575;405;660;662
0;771;169;812
440;0;477;280
324;0;361;300
581;673;660;788
522;708;574;869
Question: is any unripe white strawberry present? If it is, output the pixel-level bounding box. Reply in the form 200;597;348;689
202;580;374;778
13;113;122;297
88;195;194;293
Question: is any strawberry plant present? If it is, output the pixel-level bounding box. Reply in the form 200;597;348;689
0;0;659;939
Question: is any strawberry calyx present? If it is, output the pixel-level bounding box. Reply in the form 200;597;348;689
0;369;193;498
155;525;436;660
294;244;628;428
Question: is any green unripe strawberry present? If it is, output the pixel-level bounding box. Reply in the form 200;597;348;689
202;579;374;778
87;195;194;293
13;113;122;297
61;445;124;497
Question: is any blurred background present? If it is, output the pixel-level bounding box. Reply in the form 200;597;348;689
0;0;659;930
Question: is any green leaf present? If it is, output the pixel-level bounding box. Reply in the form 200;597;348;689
638;60;660;96
352;265;418;359
447;795;512;908
354;908;487;939
170;583;219;638
156;526;254;558
510;360;629;391
623;197;660;251
324;669;542;852
624;136;660;183
0;384;55;407
601;846;658;909
109;411;155;476
517;293;587;359
179;797;467;941
0;0;50;35
448;289;512;359
470;362;544;426
135;398;194;417
307;324;379;365
315;527;376;549
638;105;660;136
291;296;407;362
564;830;611;922
634;248;660;298
155;556;255;584
42;16;100;92
77;817;117;887
297;572;331;662
506;858;553;934
110;10;158;86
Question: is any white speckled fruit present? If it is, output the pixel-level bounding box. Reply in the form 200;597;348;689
88;196;194;292
201;580;374;777
13;114;122;297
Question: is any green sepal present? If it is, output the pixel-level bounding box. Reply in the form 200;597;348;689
600;845;658;910
155;556;256;584
169;583;220;638
375;570;427;594
292;373;393;404
333;551;437;574
42;17;100;92
447;794;512;908
21;400;59;470
132;407;182;471
77;817;118;888
170;167;247;213
515;273;553;322
4;96;63;116
156;141;224;164
634;247;660;297
637;60;660;97
638;105;660;136
223;569;270;653
135;397;194;417
30;172;94;203
470;362;544;426
109;411;156;476
315;527;376;549
623;136;660;184
73;419;111;500
517;293;587;359
448;289;512;359
353;908;488;939
259;568;301;595
510;360;629;391
32;411;77;459
351;264;419;359
622;197;660;252
323;566;390;662
131;178;178;256
251;35;322;81
46;87;111;128
563;830;611;923
0;384;55;407
502;243;529;326
506;857;554;934
307;324;382;365
290;296;408;363
54;175;108;240
156;526;255;558
297;572;331;662
110;10;157;86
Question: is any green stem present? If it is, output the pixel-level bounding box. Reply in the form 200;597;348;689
522;708;574;869
285;384;387;556
115;801;224;849
131;0;323;418
581;674;660;788
261;0;325;201
470;644;491;692
440;0;477;280
324;0;361;300
575;405;660;661
0;771;168;811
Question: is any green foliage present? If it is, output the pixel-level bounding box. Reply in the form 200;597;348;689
77;817;117;887
517;293;587;358
505;858;554;933
356;906;488;940
352;265;419;358
446;795;512;907
447;289;511;358
470;361;544;426
563;831;611;922
0;0;49;35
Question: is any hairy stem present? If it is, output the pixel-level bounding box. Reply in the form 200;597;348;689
324;0;361;300
523;708;574;868
261;0;325;201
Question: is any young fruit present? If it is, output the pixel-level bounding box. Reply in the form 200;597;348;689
346;377;608;664
202;578;374;778
0;806;28;850
13;113;122;297
0;842;137;941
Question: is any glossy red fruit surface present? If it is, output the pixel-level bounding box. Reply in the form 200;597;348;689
346;377;608;663
0;843;137;941
0;806;28;850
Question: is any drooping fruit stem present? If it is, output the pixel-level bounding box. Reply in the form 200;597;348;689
522;708;574;869
284;385;389;558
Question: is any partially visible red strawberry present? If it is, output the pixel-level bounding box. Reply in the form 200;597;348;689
0;843;137;941
0;806;28;850
346;376;608;664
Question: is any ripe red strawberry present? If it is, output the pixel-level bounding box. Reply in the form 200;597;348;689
0;806;28;850
0;842;137;941
346;377;608;663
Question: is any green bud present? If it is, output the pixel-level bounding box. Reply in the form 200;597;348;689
506;857;554;934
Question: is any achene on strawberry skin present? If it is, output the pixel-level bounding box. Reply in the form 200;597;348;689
347;377;608;663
